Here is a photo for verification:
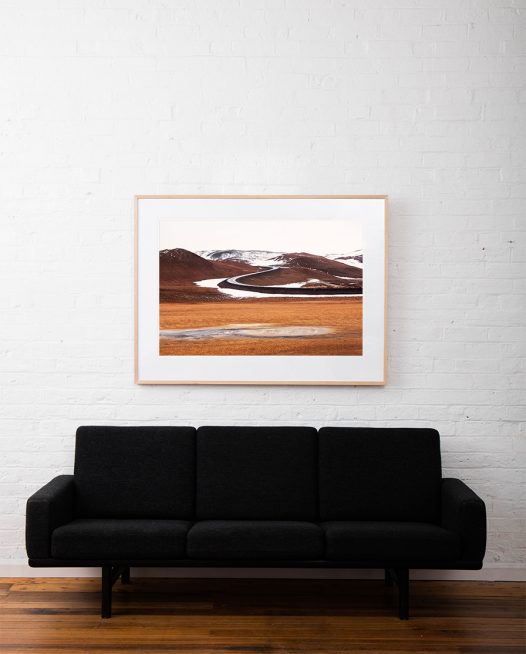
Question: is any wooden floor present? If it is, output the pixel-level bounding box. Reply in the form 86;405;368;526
0;577;524;653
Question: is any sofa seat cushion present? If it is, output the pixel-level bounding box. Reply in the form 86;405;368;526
187;521;324;560
323;522;460;562
51;519;190;560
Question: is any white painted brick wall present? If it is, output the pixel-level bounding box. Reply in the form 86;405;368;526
0;0;524;578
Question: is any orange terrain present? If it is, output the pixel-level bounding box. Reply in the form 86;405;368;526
159;297;362;356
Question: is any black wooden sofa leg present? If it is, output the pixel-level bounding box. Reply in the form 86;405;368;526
396;568;409;620
101;565;129;618
101;565;112;618
121;566;130;584
386;568;409;619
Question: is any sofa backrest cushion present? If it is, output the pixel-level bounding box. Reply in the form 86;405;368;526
196;426;318;520
74;426;195;518
318;427;442;522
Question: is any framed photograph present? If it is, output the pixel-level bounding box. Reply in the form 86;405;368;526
135;195;387;385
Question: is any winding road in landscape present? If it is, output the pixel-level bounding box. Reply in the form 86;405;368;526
217;266;363;296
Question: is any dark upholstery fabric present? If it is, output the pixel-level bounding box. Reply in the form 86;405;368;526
26;475;75;559
323;521;460;562
51;519;190;559
318;427;442;522
196;427;318;519
441;478;487;562
74;426;195;519
187;520;324;560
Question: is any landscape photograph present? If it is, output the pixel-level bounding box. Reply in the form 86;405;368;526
159;219;364;357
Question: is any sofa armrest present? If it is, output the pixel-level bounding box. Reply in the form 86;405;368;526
441;478;486;563
26;475;75;559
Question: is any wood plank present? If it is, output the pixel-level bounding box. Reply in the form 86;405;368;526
0;578;523;653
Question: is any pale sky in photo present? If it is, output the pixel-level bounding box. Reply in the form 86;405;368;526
160;219;363;254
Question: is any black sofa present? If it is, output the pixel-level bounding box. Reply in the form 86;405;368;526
26;426;486;619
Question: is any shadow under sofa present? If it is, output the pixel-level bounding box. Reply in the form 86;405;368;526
26;426;487;619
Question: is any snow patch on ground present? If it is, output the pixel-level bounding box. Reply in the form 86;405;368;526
160;324;334;340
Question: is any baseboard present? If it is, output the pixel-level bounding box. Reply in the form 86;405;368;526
0;562;524;581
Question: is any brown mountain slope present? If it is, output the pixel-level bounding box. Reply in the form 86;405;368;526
271;252;362;277
237;266;360;288
160;248;258;288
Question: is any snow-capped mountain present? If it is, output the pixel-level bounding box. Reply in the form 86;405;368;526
197;249;363;268
326;251;363;267
197;249;282;267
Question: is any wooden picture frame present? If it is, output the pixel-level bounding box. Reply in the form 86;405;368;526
135;195;387;385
